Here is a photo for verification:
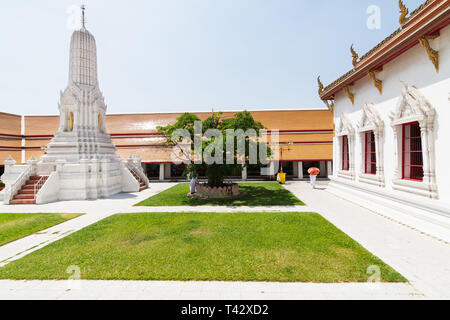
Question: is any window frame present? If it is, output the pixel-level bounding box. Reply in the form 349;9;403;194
342;135;350;171
401;121;424;182
364;131;377;175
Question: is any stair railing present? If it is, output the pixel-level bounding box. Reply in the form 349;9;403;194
126;162;150;187
5;165;33;203
34;176;47;197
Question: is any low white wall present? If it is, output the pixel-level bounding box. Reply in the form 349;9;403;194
36;172;59;204
0;164;28;190
31;160;139;204
121;167;140;193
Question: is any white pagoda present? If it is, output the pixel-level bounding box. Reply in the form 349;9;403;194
42;9;120;164
0;7;148;204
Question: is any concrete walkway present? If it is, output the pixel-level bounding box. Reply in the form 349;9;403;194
284;181;450;300
0;181;449;299
0;280;421;300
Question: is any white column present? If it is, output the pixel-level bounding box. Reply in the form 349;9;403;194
159;163;165;181
419;123;431;185
21;116;25;164
293;162;298;178
297;161;304;180
392;126;401;180
165;164;171;179
320;161;327;178
327;161;333;177
242;166;248;180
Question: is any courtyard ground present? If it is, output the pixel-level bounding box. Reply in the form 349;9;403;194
0;213;81;247
135;182;305;207
0;181;449;299
0;212;404;282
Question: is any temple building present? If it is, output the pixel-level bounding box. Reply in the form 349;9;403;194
319;0;450;225
0;109;334;184
0;8;334;205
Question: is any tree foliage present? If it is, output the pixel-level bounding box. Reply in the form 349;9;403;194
158;111;271;187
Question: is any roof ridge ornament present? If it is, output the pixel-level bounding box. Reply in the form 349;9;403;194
399;0;409;26
81;4;86;29
318;76;334;112
350;44;359;68
317;76;324;96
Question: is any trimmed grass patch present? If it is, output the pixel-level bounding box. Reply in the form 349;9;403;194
135;182;305;206
0;213;82;247
0;212;405;282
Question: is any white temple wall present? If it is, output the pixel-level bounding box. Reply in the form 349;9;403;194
331;24;450;217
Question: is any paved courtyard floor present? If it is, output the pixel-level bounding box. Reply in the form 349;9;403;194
0;181;449;299
0;280;420;300
284;182;450;300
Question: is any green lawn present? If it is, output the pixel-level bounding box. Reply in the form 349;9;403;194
0;213;82;247
136;182;305;206
0;212;405;282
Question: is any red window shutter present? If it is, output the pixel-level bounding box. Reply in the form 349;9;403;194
365;131;376;175
342;136;349;171
402;122;423;181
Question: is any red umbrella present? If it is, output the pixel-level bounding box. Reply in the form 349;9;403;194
308;167;320;175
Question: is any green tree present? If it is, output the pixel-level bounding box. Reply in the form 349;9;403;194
158;111;271;187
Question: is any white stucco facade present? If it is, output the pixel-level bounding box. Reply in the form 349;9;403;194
328;24;450;224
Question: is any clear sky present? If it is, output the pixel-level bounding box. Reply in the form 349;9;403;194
0;0;424;115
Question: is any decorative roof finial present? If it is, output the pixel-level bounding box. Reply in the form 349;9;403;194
317;76;324;96
81;4;86;29
350;44;359;68
399;0;409;26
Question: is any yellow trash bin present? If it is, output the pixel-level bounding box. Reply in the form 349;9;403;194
277;173;286;184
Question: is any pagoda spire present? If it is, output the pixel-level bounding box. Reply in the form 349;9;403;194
81;4;86;29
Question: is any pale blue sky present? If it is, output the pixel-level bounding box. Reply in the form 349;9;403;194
0;0;424;115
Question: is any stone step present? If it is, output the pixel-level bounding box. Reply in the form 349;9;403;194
18;189;35;195
9;176;48;205
14;194;35;200
10;199;36;205
22;185;38;190
25;178;47;186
